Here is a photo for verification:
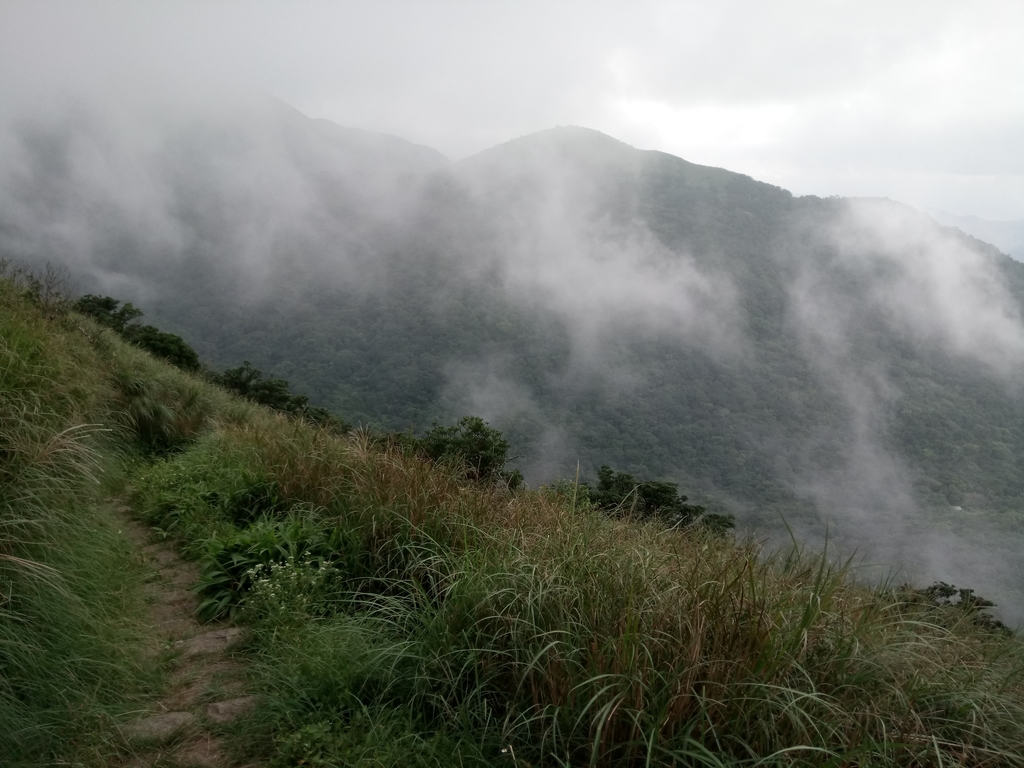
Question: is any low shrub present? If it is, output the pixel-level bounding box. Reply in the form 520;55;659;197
195;513;331;621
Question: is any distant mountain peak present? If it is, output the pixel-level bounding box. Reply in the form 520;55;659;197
459;124;639;167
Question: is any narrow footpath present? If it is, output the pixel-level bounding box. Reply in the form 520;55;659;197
113;506;259;768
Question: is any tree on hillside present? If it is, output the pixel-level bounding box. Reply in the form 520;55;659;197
212;360;346;430
213;361;310;412
422;416;523;488
122;324;201;372
587;464;734;532
74;294;143;333
911;581;1009;633
73;294;200;371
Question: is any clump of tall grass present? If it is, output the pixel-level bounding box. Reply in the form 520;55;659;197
0;270;251;764
0;276;161;763
135;417;1024;767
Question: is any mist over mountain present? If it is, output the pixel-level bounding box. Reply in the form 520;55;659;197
3;95;1024;621
927;208;1024;262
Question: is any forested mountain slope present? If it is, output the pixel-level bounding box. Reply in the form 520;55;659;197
3;98;1024;613
4;269;1024;767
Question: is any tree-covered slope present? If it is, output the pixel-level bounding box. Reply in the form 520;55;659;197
5;269;1024;767
3;104;1024;610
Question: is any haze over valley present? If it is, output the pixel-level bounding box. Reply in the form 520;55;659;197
3;90;1024;622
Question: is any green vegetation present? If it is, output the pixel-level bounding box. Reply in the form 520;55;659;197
421;414;523;488
212;359;343;429
89;128;1022;534
5;268;1024;766
585;464;734;532
135;415;1024;767
12;119;1024;619
73;293;145;332
1;271;212;763
75;293;201;372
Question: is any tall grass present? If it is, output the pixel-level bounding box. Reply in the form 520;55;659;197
4;262;1023;766
0;272;243;764
0;277;136;762
136;419;1024;767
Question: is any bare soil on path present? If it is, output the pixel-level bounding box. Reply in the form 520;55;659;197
112;507;260;768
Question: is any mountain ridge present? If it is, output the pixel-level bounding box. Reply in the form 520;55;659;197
2;97;1023;616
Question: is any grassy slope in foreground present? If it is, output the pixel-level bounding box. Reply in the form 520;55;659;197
2;273;1024;767
0;267;256;764
0;275;151;763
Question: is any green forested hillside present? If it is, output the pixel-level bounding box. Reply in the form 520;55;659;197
5;269;1024;767
4;105;1024;613
138;127;1024;519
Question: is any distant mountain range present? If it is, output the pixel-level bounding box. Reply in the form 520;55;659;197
927;209;1024;261
2;95;1023;614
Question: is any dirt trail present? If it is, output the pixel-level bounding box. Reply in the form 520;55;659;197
114;508;259;768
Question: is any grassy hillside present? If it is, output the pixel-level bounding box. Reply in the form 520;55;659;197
4;270;1024;766
0;266;242;763
83;123;1024;622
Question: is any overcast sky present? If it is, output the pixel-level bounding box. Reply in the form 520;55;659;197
2;1;1023;220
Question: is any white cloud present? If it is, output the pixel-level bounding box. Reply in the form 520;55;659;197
1;0;1023;218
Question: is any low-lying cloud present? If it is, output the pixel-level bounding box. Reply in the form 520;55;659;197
779;198;1024;622
1;92;1022;623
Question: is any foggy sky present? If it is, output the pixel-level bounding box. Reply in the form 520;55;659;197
2;1;1023;221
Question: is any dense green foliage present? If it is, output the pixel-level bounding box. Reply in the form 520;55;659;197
420;415;523;488
211;359;344;430
122;323;202;372
586;464;734;532
5;272;1024;766
75;292;347;431
74;293;201;371
10;113;1024;548
213;360;312;412
73;293;143;331
87;128;1020;533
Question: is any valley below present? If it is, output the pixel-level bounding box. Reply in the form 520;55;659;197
3;96;1024;623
